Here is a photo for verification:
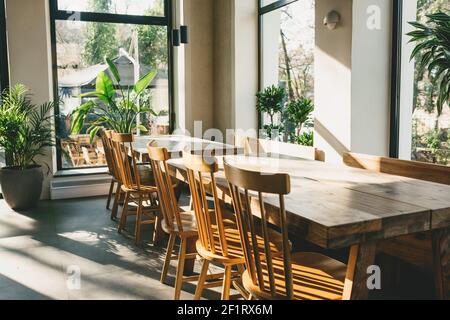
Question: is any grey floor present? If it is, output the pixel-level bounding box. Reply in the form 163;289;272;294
0;196;225;300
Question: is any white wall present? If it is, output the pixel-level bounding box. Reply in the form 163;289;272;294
351;0;392;157
314;0;353;164
6;0;54;198
231;0;259;133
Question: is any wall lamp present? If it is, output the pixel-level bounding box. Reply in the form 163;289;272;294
323;10;341;30
173;26;189;47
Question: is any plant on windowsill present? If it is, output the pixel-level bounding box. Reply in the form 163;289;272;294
285;97;314;145
70;57;158;142
0;84;56;209
256;85;286;140
408;12;450;116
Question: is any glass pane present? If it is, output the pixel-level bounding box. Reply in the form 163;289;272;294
261;0;280;7
55;19;169;169
260;0;315;143
57;0;165;17
410;0;450;166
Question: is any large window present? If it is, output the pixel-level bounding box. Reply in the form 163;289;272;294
396;0;449;165
50;0;172;170
259;0;315;145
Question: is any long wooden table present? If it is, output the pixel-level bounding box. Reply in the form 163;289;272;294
166;155;450;300
132;135;242;161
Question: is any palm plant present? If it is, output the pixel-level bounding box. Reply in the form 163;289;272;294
408;12;450;115
0;84;55;170
71;57;158;141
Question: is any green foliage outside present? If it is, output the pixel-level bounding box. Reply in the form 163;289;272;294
409;1;449;165
83;0;117;65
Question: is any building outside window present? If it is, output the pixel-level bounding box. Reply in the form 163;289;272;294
259;0;315;146
51;0;172;170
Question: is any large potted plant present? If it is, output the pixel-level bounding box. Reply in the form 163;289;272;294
0;84;55;209
70;57;158;142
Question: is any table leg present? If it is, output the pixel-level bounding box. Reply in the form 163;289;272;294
343;242;377;300
184;237;197;275
432;228;450;300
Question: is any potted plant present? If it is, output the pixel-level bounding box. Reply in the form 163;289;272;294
0;84;55;209
408;12;450;116
285;97;314;145
256;85;286;139
70;57;158;142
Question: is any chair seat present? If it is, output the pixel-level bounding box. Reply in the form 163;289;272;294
196;219;287;265
162;211;198;237
242;252;347;300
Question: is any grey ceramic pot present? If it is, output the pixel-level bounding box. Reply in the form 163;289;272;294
0;166;43;210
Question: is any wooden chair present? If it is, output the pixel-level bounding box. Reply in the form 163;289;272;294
101;130;122;218
184;152;286;300
110;133;160;244
343;152;450;297
147;144;201;300
224;159;347;300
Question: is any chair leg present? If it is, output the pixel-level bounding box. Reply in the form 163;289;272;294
135;195;143;245
174;238;187;300
118;192;130;233
106;179;115;210
194;259;210;300
111;183;122;220
221;265;232;300
161;234;176;284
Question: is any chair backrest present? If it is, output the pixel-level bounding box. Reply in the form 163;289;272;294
223;159;293;299
184;152;231;256
147;144;183;232
101;130;118;179
111;133;141;190
343;152;450;185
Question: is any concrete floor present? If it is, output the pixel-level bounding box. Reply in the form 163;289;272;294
0;196;225;300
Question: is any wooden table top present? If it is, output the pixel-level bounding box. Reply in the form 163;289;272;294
132;135;242;160
167;155;450;249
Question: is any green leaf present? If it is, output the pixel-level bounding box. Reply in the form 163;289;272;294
136;124;148;133
134;70;157;96
88;126;102;144
105;57;121;84
70;101;94;134
96;71;115;101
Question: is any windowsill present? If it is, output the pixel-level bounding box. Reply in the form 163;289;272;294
53;167;109;178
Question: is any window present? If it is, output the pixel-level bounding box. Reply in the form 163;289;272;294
396;0;449;166
50;0;172;170
0;0;8;175
259;0;315;146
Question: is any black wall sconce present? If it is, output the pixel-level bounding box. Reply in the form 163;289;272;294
172;26;188;47
180;25;189;44
172;29;181;47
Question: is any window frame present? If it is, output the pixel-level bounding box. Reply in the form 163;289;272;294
0;0;9;92
49;0;174;171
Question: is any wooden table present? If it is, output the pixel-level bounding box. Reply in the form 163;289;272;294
132;135;242;162
166;155;450;300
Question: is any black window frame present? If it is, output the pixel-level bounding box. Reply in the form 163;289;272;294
49;0;174;171
0;0;9;92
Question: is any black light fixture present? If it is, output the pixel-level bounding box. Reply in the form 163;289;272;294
180;25;189;44
172;29;181;47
